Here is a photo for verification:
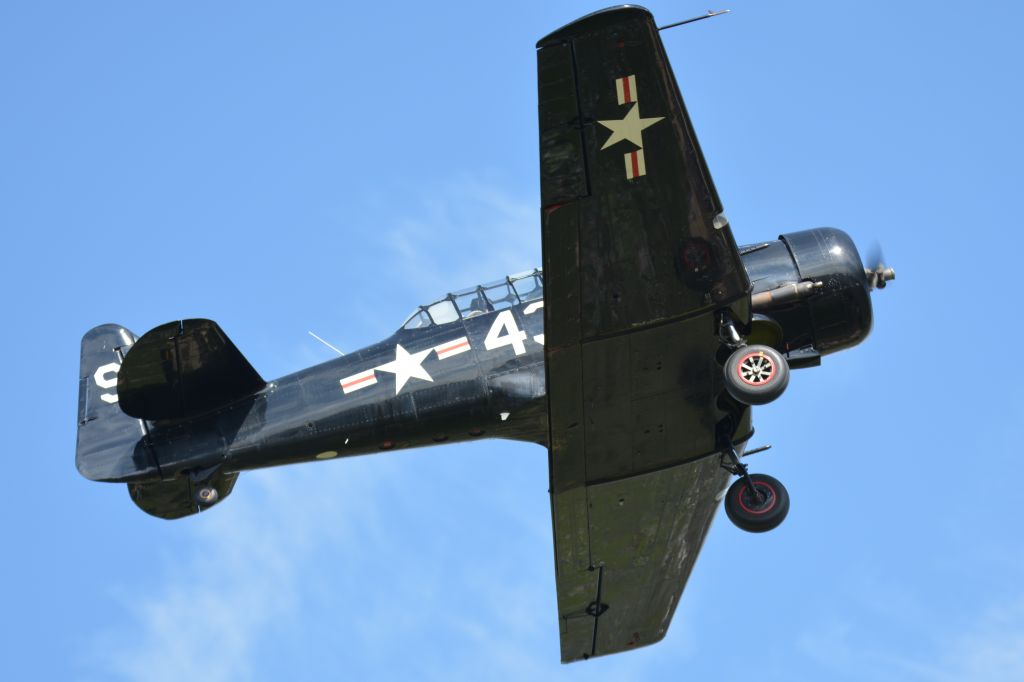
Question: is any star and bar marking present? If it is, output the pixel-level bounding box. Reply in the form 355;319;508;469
375;344;434;394
598;74;664;180
339;336;472;395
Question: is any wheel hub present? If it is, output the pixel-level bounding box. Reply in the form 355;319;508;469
739;484;776;514
196;486;218;505
738;351;776;386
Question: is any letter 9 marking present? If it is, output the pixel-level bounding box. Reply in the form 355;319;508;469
94;362;121;404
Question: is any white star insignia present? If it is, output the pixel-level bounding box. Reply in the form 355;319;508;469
375;344;434;394
597;103;664;150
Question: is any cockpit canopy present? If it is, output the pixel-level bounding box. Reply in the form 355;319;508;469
400;269;543;330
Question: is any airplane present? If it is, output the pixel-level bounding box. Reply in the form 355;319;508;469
75;5;894;663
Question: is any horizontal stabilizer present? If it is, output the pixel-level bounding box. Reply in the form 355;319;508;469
117;319;265;421
128;470;239;520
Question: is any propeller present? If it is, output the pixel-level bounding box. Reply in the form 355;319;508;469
864;242;896;290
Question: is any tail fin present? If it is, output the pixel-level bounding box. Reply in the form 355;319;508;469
76;324;158;482
78;322;247;519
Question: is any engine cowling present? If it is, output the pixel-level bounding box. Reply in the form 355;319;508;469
740;228;873;358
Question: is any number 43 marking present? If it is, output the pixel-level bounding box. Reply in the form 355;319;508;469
483;303;544;356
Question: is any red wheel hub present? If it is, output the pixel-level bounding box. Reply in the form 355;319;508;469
737;482;777;515
737;351;777;387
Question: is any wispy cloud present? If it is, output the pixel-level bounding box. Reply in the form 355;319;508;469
293;178;539;361
797;594;1024;682
89;462;383;682
374;179;540;299
943;598;1024;682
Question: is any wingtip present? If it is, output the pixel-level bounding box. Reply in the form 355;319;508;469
536;5;653;49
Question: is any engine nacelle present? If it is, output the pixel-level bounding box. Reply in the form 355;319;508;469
740;228;873;359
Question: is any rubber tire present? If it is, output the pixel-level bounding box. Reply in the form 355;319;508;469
724;474;790;533
723;344;790;405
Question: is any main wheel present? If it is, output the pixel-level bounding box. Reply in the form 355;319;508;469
724;344;790;405
724;474;790;533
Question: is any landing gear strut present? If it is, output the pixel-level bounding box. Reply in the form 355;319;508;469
717;314;791;531
721;447;789;533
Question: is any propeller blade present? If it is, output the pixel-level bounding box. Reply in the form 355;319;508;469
864;242;895;290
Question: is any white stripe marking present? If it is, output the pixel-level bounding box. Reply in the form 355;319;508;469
616;74;637;105
624;148;647;180
434;336;471;360
340;369;377;394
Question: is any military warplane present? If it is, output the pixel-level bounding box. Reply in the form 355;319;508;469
76;6;893;663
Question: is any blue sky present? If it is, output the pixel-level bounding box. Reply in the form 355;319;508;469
2;1;1022;680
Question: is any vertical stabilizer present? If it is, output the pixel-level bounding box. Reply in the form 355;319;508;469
76;324;158;482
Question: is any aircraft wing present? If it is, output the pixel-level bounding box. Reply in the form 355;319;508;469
536;7;753;662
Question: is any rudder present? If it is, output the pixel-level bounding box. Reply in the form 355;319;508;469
76;324;159;482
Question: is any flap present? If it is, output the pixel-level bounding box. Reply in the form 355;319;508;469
550;456;730;661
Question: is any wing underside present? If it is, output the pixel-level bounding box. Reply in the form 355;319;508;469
536;6;753;662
